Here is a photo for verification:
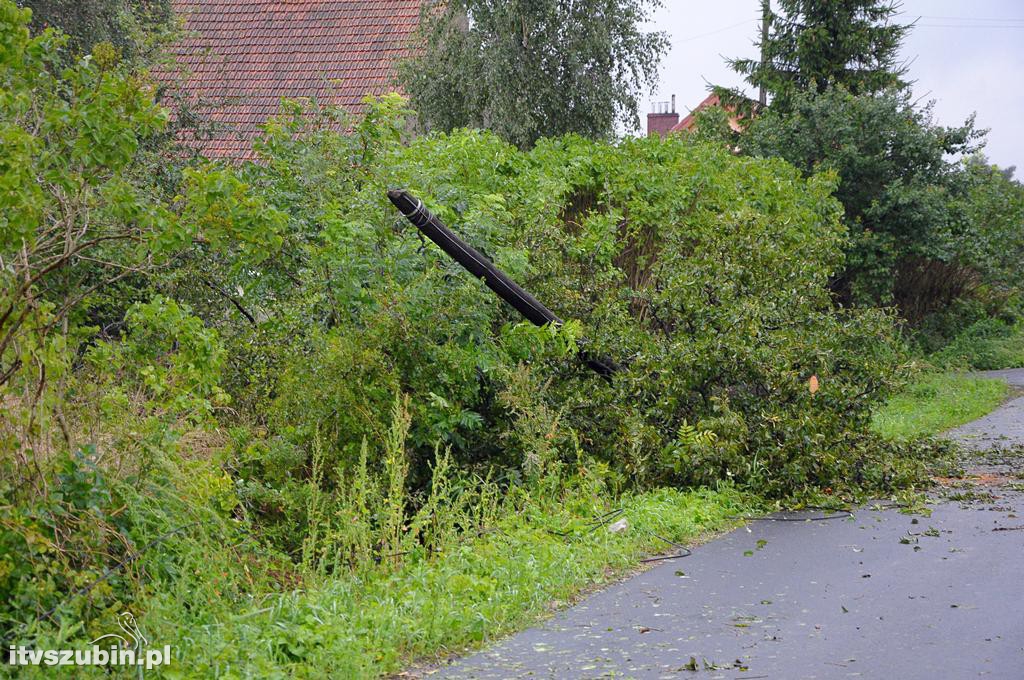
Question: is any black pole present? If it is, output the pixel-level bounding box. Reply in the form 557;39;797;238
387;189;617;378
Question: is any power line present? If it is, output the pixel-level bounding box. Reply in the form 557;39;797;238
917;15;1024;23
678;19;757;43
916;23;1024;29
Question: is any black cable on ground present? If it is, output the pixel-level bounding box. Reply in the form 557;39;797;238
639;533;693;562
727;506;854;522
548;509;695;562
550;503;859;571
865;500;909;511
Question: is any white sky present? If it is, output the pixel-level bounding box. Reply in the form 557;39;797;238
641;0;1024;170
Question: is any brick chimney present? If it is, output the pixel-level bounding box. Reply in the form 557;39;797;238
647;95;679;137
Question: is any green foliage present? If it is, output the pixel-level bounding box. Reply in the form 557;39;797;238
900;158;1024;351
0;3;292;648
726;7;1020;348
177;165;287;263
400;0;668;148
140;485;749;679
730;0;909;110
18;0;176;63
930;319;1024;371
0;447;122;636
744;86;983;310
872;371;1009;440
0;7;958;671
163;96;920;503
725;3;1021;356
81;296;229;430
954;157;1024;299
0;441;260;646
0;0;283;444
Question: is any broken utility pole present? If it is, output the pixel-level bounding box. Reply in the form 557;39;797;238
387;189;617;378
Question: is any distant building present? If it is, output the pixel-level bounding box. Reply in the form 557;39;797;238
672;93;748;134
647;95;680;137
165;0;423;159
647;93;750;138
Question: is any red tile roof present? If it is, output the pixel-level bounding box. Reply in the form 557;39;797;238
672;93;746;134
165;0;422;158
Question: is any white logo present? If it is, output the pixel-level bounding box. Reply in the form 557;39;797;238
89;611;149;650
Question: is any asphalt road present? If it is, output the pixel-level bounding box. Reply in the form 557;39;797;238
947;369;1024;452
434;370;1024;679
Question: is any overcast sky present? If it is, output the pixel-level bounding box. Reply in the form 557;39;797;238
641;0;1024;170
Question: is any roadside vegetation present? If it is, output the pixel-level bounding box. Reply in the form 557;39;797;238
142;485;750;678
929;320;1024;371
871;372;1010;441
872;317;1024;442
1;0;1022;677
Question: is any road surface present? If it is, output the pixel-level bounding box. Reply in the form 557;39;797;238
434;370;1024;679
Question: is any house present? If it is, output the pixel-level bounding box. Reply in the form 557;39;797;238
647;92;749;138
165;0;423;159
673;92;747;134
646;95;680;137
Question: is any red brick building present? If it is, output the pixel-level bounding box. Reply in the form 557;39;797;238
646;95;680;137
166;0;422;159
647;93;749;138
672;93;746;134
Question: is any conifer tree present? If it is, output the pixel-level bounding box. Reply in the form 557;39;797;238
730;0;909;109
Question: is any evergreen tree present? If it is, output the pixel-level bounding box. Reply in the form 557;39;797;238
730;0;909;109
744;87;983;310
399;0;667;149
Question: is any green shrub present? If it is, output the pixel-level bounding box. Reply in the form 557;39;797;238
931;318;1024;370
743;86;982;310
170;102;918;502
0;448;128;636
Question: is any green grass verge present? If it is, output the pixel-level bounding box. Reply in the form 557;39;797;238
124;487;749;679
871;372;1010;440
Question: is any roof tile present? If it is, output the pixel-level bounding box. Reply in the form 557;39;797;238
162;0;422;159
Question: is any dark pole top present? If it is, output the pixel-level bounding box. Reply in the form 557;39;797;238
387;188;618;378
388;188;562;328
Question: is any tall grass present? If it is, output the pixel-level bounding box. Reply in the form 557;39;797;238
871;372;1009;440
8;392;751;679
139;486;748;679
